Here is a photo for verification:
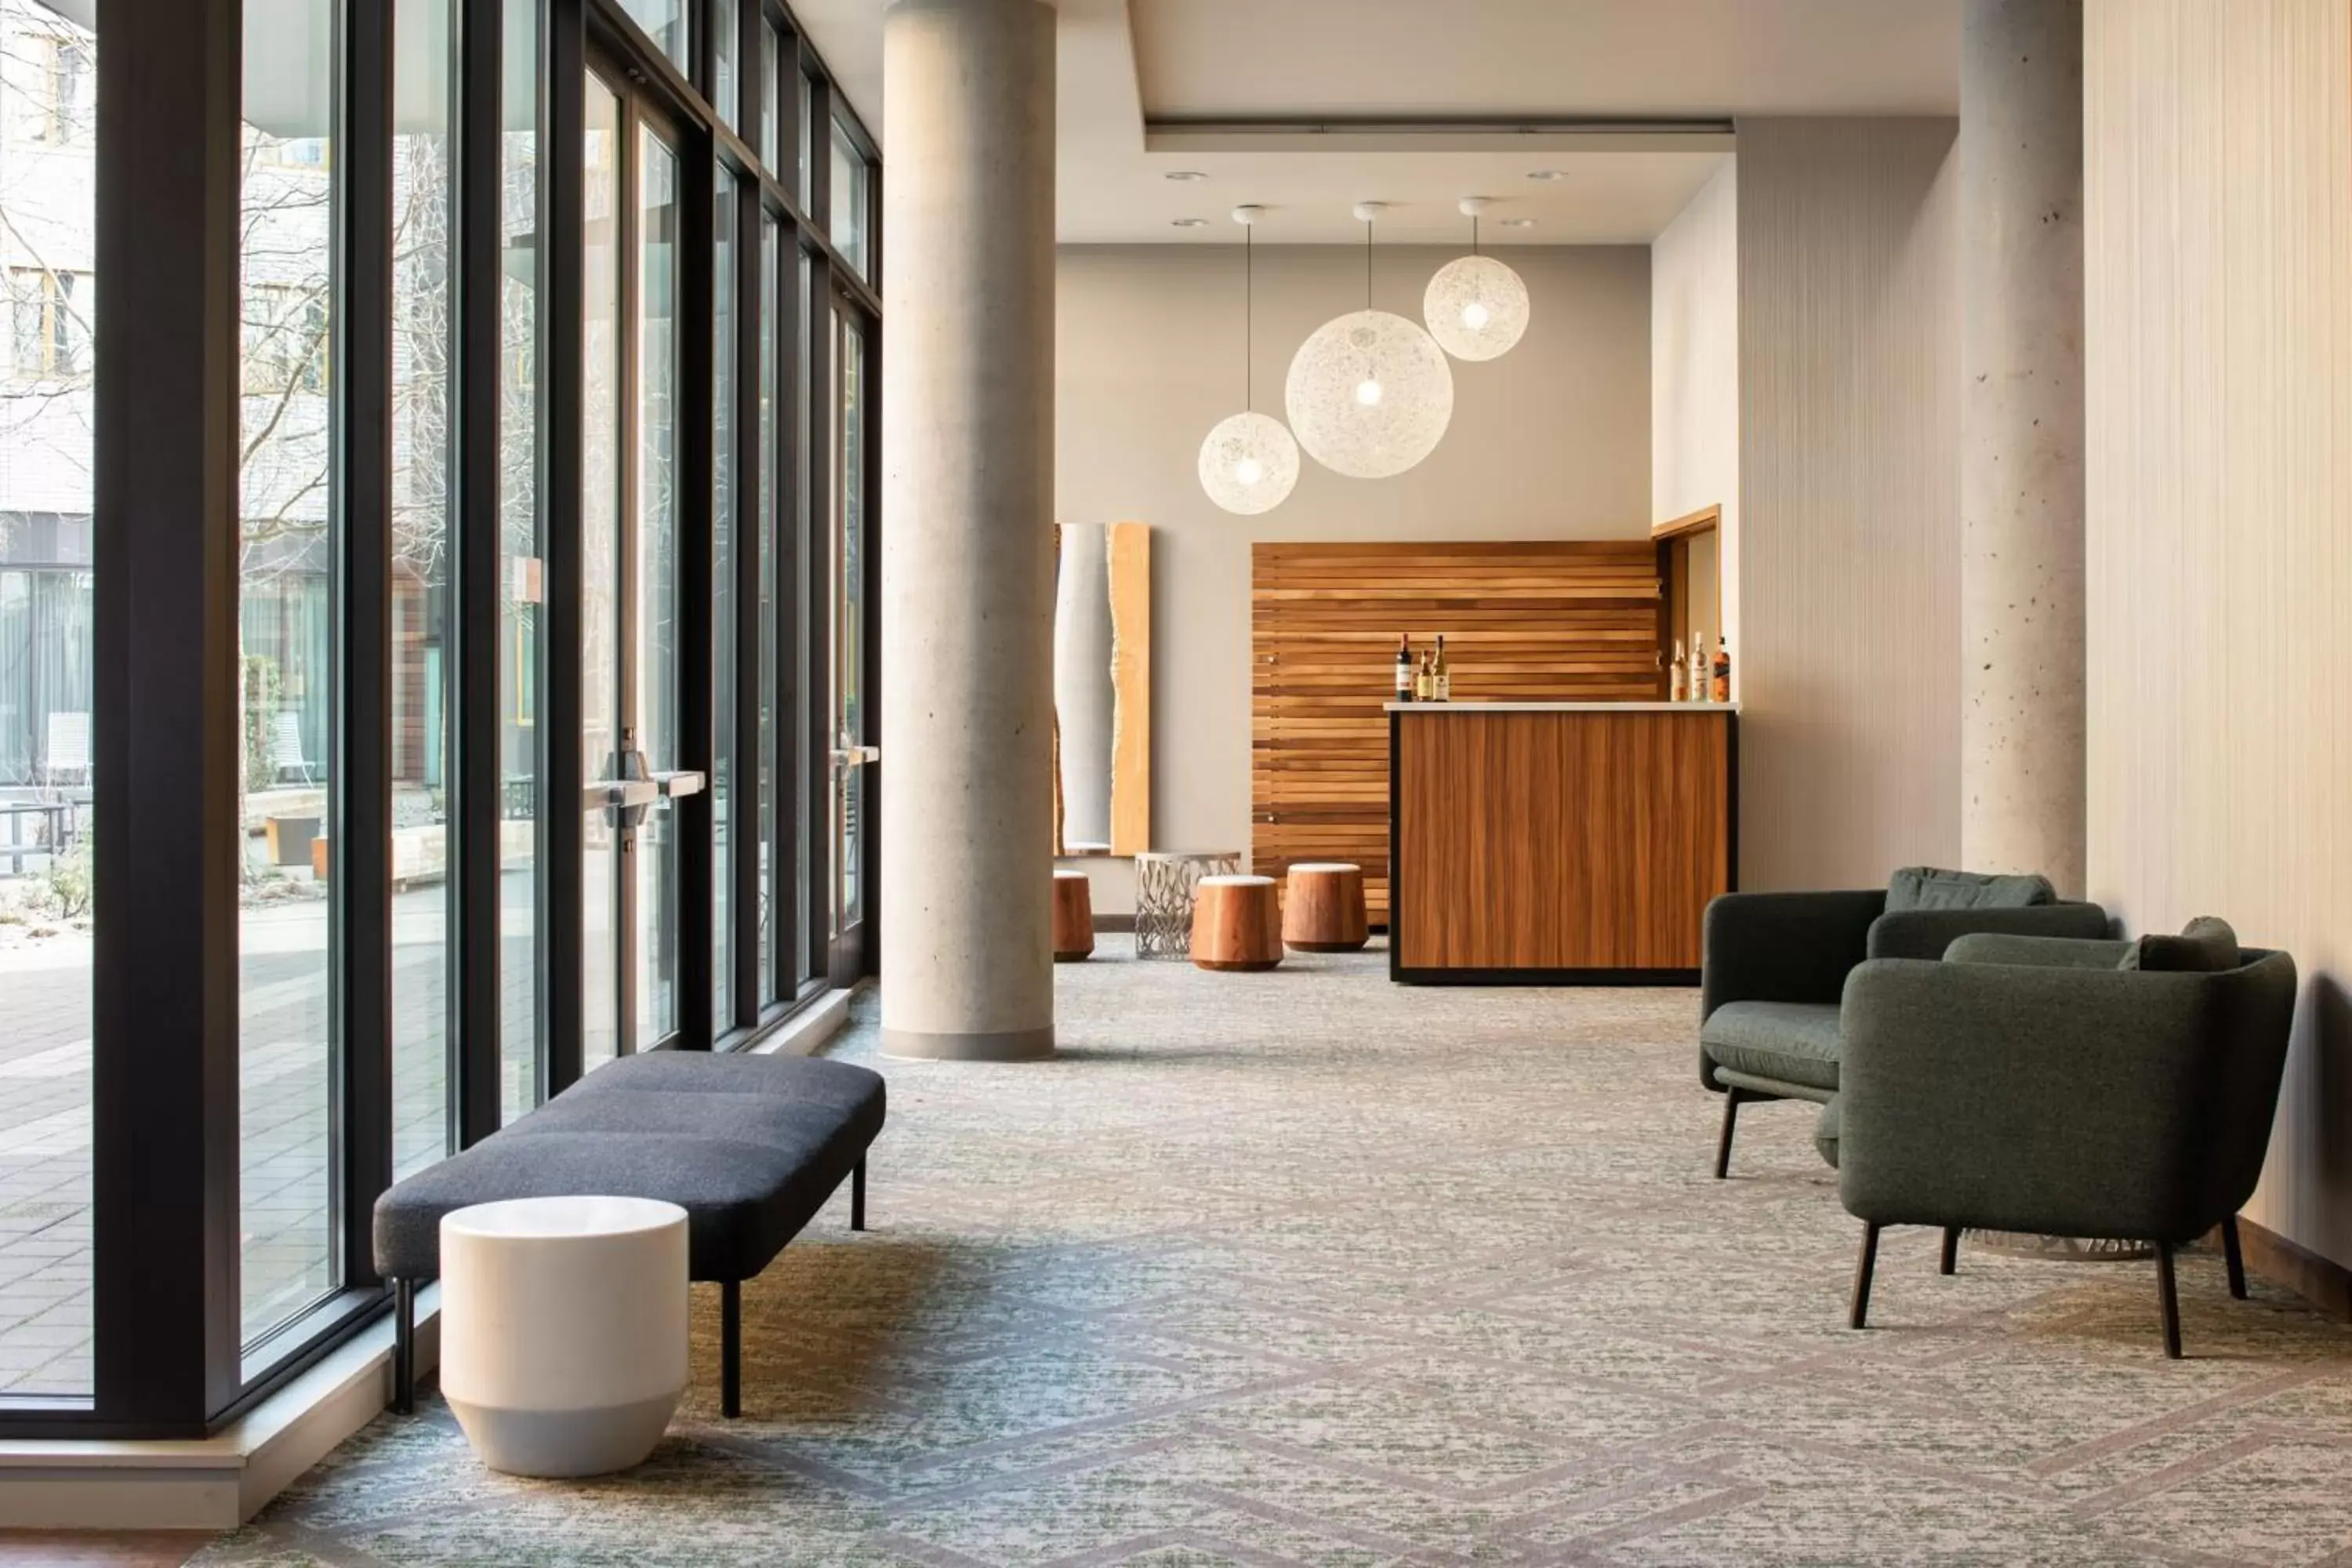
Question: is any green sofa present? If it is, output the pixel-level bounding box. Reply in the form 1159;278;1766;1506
1838;920;2297;1357
1699;869;2111;1177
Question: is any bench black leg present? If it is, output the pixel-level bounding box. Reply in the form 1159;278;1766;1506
851;1156;866;1232
392;1277;416;1415
721;1280;742;1418
2223;1214;2248;1300
1940;1225;1961;1276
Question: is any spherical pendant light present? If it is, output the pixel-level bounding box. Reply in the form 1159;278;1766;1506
1425;198;1530;361
1198;410;1300;514
1284;205;1454;479
1197;205;1302;515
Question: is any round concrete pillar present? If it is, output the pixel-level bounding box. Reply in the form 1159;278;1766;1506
1961;0;2086;895
880;0;1057;1062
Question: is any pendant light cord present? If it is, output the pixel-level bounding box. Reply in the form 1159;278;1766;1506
1472;213;1480;257
1363;217;1372;308
1244;223;1253;412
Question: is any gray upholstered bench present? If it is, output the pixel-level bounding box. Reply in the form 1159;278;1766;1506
373;1051;886;1417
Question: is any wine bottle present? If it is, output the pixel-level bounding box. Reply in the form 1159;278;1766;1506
1394;633;1414;702
1711;638;1732;704
1691;635;1708;702
1670;640;1687;702
1414;649;1435;703
1432;635;1451;702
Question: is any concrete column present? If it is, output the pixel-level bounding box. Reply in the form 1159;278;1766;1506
1961;0;2086;895
879;0;1057;1061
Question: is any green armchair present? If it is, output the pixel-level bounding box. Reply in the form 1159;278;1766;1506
1838;926;2297;1356
1700;869;2110;1177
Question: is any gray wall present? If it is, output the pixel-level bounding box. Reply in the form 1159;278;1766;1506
1652;157;1741;673
2085;0;2352;1270
1055;243;1653;890
1733;118;1963;890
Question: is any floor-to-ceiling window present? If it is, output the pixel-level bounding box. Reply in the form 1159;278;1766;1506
632;118;680;1049
579;68;621;1073
0;0;94;1402
826;299;871;973
390;0;457;1185
712;169;735;1032
499;0;545;1125
4;0;876;1438
236;0;340;1352
828;116;868;279
758;216;779;997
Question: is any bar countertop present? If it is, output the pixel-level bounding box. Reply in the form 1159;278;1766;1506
1385;701;1742;714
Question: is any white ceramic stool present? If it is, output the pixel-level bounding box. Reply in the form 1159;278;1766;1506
440;1195;689;1478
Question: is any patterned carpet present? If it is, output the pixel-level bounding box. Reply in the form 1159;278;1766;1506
192;941;2352;1566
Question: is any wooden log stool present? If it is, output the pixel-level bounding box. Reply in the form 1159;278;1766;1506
1282;862;1369;953
1190;875;1283;972
1051;869;1095;962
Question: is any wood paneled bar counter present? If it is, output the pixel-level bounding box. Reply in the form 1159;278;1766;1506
1388;702;1737;984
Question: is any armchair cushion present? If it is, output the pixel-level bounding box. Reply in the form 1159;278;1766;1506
1866;901;2113;961
1945;932;2135;969
2121;916;2241;973
1699;1001;1842;1094
1886;866;2056;912
1814;1096;1842;1168
1700;889;1886;1021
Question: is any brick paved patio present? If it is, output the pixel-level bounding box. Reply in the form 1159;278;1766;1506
0;873;543;1399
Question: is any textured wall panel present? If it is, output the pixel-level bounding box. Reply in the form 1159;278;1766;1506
2084;0;2352;1269
1734;118;1963;890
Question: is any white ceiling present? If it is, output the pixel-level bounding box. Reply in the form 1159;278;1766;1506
1131;0;1961;122
793;0;1959;246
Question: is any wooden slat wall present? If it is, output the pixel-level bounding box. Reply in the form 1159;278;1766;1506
1251;540;1664;921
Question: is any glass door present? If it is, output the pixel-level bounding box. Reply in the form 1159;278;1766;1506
826;299;873;983
581;64;699;1069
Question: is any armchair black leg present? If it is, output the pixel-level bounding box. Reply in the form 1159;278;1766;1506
392;1277;416;1415
2222;1215;2247;1300
1713;1087;1751;1180
1940;1226;1960;1276
2156;1243;2183;1359
851;1156;866;1232
1849;1222;1882;1330
721;1280;742;1417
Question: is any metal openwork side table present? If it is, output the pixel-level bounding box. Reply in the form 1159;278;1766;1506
1134;851;1240;959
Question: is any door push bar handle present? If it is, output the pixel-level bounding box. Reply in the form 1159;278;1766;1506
581;779;660;811
830;745;880;768
653;770;706;800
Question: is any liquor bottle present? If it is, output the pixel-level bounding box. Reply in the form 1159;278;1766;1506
1669;640;1688;702
1414;649;1436;703
1711;638;1732;704
1432;636;1451;702
1691;635;1710;702
1394;633;1414;702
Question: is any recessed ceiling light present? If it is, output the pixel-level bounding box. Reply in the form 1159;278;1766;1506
1164;170;1209;182
1171;217;1209;227
1526;170;1567;182
1500;217;1538;228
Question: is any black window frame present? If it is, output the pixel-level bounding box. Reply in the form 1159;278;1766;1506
7;0;877;1439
